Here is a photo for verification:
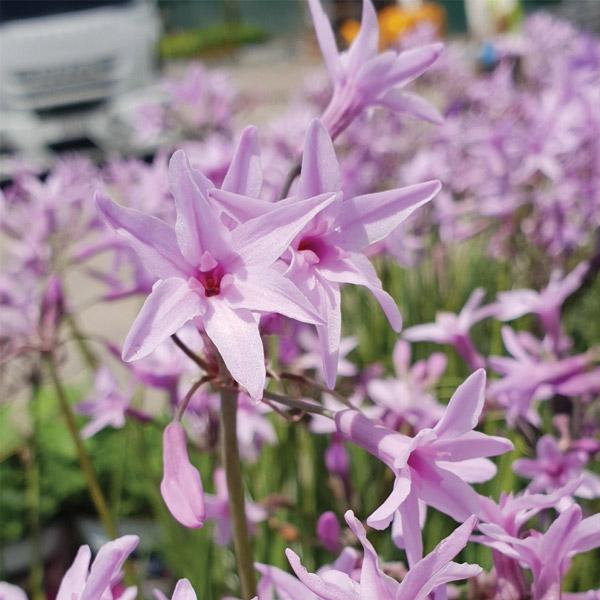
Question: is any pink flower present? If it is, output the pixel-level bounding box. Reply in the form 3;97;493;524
261;511;480;600
55;535;138;600
513;435;600;504
308;0;443;138
479;504;600;600
214;119;441;387
336;369;513;564
403;288;494;370
97;147;330;399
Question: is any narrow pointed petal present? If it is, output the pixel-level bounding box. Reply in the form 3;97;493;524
377;89;444;124
169;149;232;264
256;563;319;600
346;0;379;73
344;511;397;599
320;253;402;331
315;280;342;388
160;422;206;528
367;474;412;530
396;516;479;600
571;513;600;553
398;489;423;566
232;192;337;266
222;126;263;198
81;535;139;600
299;120;341;199
331;180;441;250
434;369;487;439
0;583;28;600
204;301;265;399
431;431;514;461
307;0;343;82
209;188;273;224
229;267;323;324
171;579;198;600
360;43;443;91
56;545;91;600
123;278;204;362
437;458;497;483
285;549;356;600
96;193;191;280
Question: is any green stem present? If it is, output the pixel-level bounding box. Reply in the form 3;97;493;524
220;389;257;599
44;352;117;539
25;371;46;600
65;313;99;370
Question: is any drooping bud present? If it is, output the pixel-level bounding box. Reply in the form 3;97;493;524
160;422;205;528
316;511;341;553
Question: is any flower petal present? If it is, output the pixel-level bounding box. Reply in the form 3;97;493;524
81;535;139;600
123;278;204;362
96;193;190;280
307;0;343;82
377;89;444;124
331;180;440;250
203;301;265;399
433;369;487;439
169;149;232;264
232;192;337;266
346;0;379;74
56;545;91;600
228;267;323;325
222;126;262;198
171;579;198;600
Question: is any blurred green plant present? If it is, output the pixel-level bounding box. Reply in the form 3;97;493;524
159;23;268;60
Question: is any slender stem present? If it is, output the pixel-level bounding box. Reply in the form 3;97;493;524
65;313;99;370
25;370;46;600
44;352;117;539
171;333;210;371
280;161;301;200
175;377;208;421
263;390;334;418
220;388;257;599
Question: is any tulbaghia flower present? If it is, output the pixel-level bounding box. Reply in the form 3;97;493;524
308;0;443;138
488;326;595;425
76;367;136;438
513;435;600;504
16;535;141;600
479;504;600;600
265;511;481;599
97;147;330;398
154;579;197;600
336;369;513;564
367;339;446;431
494;261;589;349
212;120;440;387
475;480;581;599
160;422;205;528
403;288;493;370
204;467;267;546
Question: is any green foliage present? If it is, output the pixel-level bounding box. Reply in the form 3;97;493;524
160;23;268;60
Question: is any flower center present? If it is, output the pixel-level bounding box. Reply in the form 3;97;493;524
298;236;329;262
196;264;224;297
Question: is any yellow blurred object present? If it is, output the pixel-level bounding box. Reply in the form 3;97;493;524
341;2;446;50
340;19;361;46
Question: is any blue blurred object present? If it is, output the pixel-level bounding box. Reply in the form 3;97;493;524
478;41;499;71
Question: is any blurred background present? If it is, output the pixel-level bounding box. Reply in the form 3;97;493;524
1;0;599;180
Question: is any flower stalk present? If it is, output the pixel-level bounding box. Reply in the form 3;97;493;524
220;387;257;599
44;351;117;540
